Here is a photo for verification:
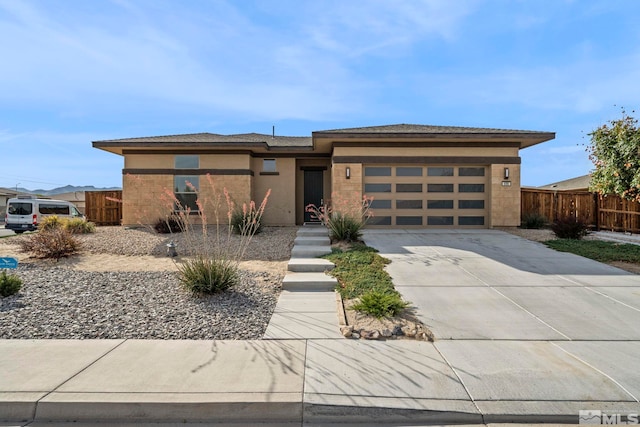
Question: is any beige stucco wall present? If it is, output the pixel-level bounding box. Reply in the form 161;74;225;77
125;154;250;169
332;145;519;157
489;163;521;227
252;157;296;226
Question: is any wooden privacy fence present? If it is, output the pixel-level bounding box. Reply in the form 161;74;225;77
85;190;122;226
521;188;640;233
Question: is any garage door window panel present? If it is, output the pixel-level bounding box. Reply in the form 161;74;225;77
459;184;485;193
459;200;485;209
427;200;454;209
459;216;485;226
428;167;454;176
396;167;423;176
397;216;423;226
365;167;392;177
396;183;422;193
367;216;392;226
459;167;485;176
428;184;454;193
428;216;454;226
365;183;392;193
396;200;422;209
370;199;392;209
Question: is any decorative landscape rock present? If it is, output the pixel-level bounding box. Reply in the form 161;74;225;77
340;296;433;341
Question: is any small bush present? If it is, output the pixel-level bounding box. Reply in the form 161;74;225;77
178;256;238;294
19;228;80;260
64;218;96;234
230;209;263;235
38;216;95;234
521;213;547;229
328;212;363;242
39;215;64;231
153;216;184;234
350;290;409;318
551;217;589;239
0;270;22;297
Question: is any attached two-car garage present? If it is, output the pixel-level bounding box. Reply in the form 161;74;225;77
363;165;489;228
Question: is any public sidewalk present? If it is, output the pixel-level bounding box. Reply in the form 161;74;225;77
2;338;636;425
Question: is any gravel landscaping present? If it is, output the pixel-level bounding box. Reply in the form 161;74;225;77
0;226;297;339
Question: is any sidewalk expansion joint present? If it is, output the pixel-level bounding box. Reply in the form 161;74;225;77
433;341;484;423
33;339;130;419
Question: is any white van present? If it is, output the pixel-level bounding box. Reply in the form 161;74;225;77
4;196;84;233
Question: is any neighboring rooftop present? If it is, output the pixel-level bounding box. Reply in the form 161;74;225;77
538;174;591;191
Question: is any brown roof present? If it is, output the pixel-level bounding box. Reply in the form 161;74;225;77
93;123;555;153
94;132;312;148
314;123;552;135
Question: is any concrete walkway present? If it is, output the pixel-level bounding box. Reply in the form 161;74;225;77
264;225;342;340
1;228;639;425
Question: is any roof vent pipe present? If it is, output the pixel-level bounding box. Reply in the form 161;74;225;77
272;125;275;138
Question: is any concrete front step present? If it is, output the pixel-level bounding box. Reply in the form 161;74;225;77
297;226;330;237
288;258;335;272
282;272;337;291
290;246;332;258
293;236;331;246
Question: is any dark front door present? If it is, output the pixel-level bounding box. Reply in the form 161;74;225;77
304;169;324;222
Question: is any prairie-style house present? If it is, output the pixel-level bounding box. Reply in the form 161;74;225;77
93;124;554;228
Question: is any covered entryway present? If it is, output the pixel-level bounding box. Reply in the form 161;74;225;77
363;165;488;228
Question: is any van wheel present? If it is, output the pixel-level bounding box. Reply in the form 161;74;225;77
14;231;23;234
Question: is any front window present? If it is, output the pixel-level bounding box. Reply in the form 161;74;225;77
262;159;277;172
175;155;199;169
174;175;200;211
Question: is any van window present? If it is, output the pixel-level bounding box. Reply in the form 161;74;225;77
8;202;32;215
39;204;70;215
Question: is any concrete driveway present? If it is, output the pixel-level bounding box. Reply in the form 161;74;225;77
364;229;640;340
363;229;640;416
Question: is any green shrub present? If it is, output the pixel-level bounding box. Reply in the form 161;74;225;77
19;228;80;260
328;212;363;242
178;256;238;294
350;290;409;318
323;244;395;299
551;217;589;239
39;215;64;231
230;209;263;235
153;216;184;234
0;270;22;297
521;212;547;229
64;218;96;234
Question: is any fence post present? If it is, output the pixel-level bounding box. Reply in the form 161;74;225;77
593;192;599;230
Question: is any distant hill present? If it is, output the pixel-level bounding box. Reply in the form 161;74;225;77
15;185;121;196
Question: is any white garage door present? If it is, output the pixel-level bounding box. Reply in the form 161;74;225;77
363;165;488;228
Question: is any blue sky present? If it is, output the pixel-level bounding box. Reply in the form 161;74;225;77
1;0;639;190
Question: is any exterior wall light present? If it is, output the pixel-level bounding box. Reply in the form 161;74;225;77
346;166;351;179
504;167;510;180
